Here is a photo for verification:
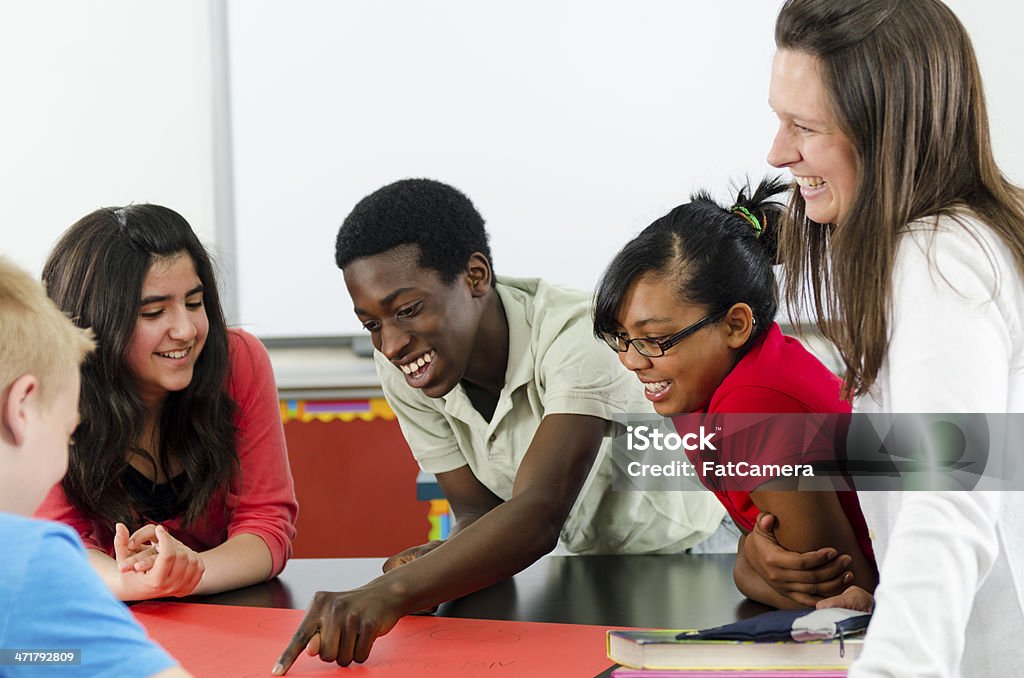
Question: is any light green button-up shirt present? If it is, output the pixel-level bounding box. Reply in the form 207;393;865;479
375;276;723;553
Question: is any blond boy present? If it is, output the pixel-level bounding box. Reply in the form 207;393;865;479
0;257;190;677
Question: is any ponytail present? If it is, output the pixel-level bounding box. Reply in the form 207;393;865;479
594;175;789;350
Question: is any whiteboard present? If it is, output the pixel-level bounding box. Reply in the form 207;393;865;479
226;0;1024;338
1;1;216;286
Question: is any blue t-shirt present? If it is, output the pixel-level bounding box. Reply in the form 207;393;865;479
0;513;176;677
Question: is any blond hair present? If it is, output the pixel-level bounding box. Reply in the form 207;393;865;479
0;257;94;407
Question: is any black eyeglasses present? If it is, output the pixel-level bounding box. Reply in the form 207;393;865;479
600;309;730;357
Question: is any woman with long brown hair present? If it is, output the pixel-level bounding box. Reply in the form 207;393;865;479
755;0;1024;673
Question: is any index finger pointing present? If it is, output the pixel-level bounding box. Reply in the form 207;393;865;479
273;620;320;676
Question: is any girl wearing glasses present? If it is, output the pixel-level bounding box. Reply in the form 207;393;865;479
593;177;876;609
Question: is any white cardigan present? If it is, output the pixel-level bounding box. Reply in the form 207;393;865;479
851;213;1024;676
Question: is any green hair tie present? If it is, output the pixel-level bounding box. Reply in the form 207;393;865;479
731;205;763;237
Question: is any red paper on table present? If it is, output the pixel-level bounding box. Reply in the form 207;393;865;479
133;602;615;677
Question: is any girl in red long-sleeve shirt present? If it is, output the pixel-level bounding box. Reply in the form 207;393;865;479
35;204;297;601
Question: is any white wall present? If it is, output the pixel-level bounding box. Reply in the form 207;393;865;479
953;0;1024;178
2;1;1022;341
226;0;1024;339
0;1;218;281
227;0;785;337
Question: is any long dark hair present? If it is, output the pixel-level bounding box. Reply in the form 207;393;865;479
775;0;1024;397
594;176;788;352
42;204;238;535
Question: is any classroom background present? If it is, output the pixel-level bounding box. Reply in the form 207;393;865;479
4;0;1023;558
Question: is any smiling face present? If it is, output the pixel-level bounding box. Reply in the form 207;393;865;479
768;49;859;226
125;252;209;412
613;274;743;415
344;245;485;399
